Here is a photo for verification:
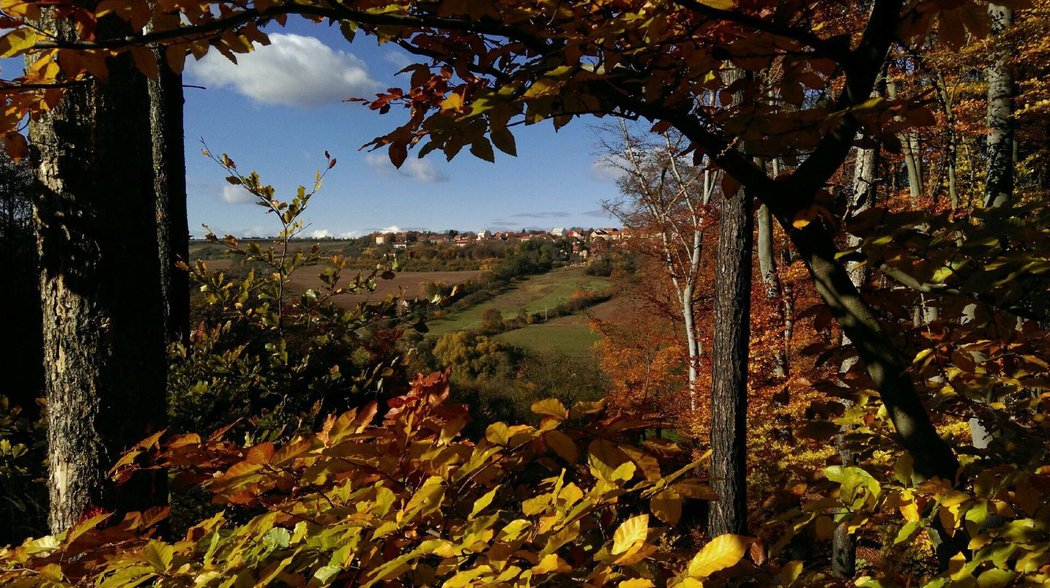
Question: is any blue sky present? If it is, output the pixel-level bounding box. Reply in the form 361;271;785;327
182;18;622;238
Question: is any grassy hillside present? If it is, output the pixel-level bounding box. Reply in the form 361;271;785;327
427;267;610;337
495;315;599;357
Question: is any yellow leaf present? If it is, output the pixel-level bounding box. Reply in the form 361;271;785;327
533;553;572;574
0;29;37;58
781;560;804;585
531;398;568;420
853;97;886;112
673;479;719;500
791;206;818;229
619;579;655;588
611;514;649;555
471;485;500;518
486;422;510;445
440;92;463;111
615;542;659;566
687;534;752;579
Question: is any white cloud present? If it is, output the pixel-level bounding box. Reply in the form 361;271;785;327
307;228;366;239
589;155;628;183
365;152;449;183
383;49;413;70
221;184;255;204
379;225;402;234
240;226;269;238
189;33;378;107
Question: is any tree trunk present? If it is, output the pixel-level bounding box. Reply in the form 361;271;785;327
708;183;754;537
149;45;190;344
984;4;1014;208
887;78;923;202
932;71;960;209
29;14;167;533
783;219;959;483
971;2;1016;449
683;282;701;411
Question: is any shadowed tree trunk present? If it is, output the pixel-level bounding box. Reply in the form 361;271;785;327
149;45;189;344
28;12;167;533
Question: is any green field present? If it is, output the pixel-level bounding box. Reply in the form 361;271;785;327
495;315;600;357
427;267;611;336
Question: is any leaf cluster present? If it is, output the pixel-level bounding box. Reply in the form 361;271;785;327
0;372;764;587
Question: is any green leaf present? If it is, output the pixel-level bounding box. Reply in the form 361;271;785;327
976;569;1015;588
143;540;174;572
895;521;922;545
313;565;341;584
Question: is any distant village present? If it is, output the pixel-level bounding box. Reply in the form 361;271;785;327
369;227;626;256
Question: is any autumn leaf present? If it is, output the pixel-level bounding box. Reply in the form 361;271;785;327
531;398;568;420
611;514;649;555
0;28;37;58
687;534;752;579
543;430;579;462
651;488;682;524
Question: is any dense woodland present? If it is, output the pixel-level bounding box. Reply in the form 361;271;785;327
0;0;1049;586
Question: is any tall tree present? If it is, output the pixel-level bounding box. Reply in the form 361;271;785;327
602;122;713;412
27;11;167;532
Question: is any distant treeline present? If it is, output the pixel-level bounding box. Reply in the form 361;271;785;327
190;234;586;273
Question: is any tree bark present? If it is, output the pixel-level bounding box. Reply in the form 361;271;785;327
984;4;1014;208
708;183;754;537
149;45;190;344
29;14;167;533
